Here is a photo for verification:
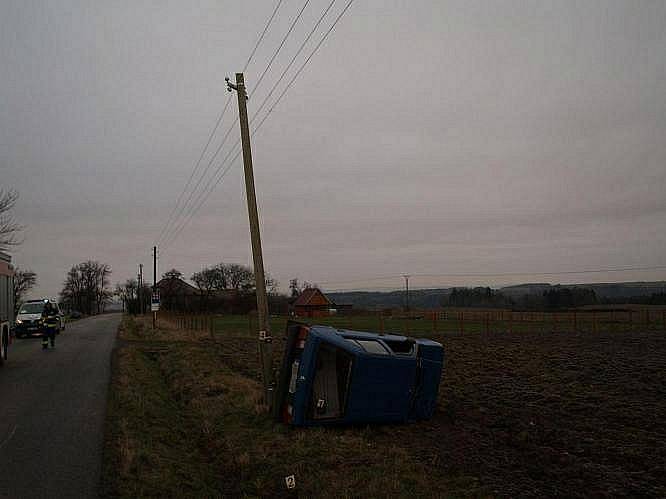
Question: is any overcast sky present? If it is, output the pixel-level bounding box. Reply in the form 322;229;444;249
2;0;665;298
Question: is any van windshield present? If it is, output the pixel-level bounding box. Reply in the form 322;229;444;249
19;302;45;314
308;343;353;420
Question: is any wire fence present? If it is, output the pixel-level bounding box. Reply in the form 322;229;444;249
156;308;666;339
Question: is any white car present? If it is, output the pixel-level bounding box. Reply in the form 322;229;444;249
15;299;65;338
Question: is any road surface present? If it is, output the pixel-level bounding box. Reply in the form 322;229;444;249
0;313;120;499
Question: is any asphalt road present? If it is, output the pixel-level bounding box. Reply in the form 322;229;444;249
0;313;120;499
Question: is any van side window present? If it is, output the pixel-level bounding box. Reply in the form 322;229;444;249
383;339;415;355
355;340;390;355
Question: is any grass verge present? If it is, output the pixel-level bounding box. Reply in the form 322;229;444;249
101;315;453;498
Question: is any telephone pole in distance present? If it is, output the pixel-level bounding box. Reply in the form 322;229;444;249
152;246;157;329
403;274;410;313
138;264;144;315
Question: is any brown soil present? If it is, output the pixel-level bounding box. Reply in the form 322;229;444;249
212;324;666;497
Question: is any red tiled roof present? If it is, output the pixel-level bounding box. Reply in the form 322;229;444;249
292;287;332;307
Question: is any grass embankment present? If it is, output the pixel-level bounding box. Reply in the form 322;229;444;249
101;316;449;498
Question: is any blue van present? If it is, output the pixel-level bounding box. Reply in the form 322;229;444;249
275;322;444;426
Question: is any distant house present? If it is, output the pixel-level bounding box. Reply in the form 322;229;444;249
156;277;200;312
291;287;351;317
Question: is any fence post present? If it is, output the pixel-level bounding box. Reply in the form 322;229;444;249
611;310;616;334
573;311;577;332
485;312;490;335
459;311;463;335
509;311;513;335
629;310;633;332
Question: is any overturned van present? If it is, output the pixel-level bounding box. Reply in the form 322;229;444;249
274;322;444;426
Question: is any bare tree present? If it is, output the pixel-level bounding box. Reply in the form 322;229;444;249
225;263;255;291
162;268;183;280
60;261;112;315
191;267;219;306
115;279;137;312
13;267;37;313
289;278;301;298
115;278;149;314
0;189;23;251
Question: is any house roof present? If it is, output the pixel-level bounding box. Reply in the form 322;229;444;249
292;287;332;307
156;277;201;295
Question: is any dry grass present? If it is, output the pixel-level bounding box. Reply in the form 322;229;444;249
103;314;666;498
102;315;449;498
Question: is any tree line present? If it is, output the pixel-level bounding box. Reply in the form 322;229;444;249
112;264;283;314
446;286;599;310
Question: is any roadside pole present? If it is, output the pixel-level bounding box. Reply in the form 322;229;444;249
137;265;142;315
226;73;274;409
153;246;157;329
139;264;144;314
403;274;410;312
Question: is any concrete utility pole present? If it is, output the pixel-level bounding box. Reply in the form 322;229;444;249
226;73;274;409
139;264;144;314
152;246;157;329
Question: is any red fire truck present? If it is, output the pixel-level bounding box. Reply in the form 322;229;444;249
0;251;14;366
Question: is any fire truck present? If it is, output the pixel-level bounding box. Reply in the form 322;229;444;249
0;251;14;366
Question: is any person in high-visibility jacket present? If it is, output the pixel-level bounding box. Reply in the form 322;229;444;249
42;301;59;349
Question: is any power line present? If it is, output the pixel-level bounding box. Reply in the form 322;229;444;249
161;140;242;249
161;0;313;248
156;95;232;246
263;0;356;117
411;265;666;278
243;0;285;72
313;265;666;286
250;0;338;127
250;0;312;95
159;114;239;246
157;0;285;246
162;0;356;250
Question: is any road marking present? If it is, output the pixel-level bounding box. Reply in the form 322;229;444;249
0;425;18;450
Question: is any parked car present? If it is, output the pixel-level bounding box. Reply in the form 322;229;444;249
275;321;444;426
14;299;65;338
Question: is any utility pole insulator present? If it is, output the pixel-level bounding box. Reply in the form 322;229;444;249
226;77;248;99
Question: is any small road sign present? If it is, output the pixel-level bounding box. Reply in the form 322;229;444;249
151;292;160;312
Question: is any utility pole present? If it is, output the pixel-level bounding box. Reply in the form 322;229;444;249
139;264;144;314
226;73;274;409
403;274;410;313
137;267;141;316
152;246;157;329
